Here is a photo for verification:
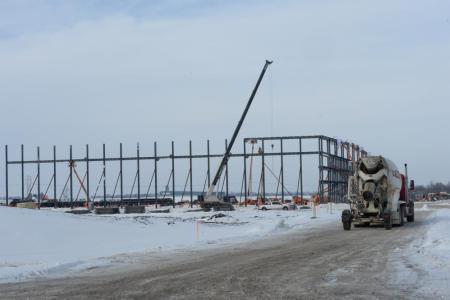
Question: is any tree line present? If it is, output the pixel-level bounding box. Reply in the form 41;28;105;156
414;181;450;195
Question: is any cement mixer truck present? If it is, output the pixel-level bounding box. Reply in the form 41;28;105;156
342;156;414;230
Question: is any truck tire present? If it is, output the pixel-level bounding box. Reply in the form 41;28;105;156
384;212;392;230
262;207;267;211
341;209;352;231
283;206;288;211
406;205;415;222
399;206;404;226
343;221;351;230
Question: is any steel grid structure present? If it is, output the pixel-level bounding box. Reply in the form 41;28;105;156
3;135;367;208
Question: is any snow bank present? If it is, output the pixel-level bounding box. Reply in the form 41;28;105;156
392;202;450;298
415;203;430;211
0;204;345;282
407;208;450;297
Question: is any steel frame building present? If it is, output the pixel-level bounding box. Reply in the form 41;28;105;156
4;135;366;208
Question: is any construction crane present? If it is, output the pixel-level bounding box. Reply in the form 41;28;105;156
201;60;273;211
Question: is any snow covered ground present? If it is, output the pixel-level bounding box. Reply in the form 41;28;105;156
398;200;450;298
0;203;343;283
3;200;449;293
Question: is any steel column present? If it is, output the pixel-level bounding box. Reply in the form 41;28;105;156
21;144;24;201
5;145;8;206
171;141;175;208
333;140;338;202
70;145;73;208
261;140;266;201
189;140;193;208
326;139;331;203
53;146;56;203
137;143;141;205
225;139;229;197
243;140;247;206
86;144;90;204
37;146;40;208
318;138;324;203
280;139;284;202
120;143;123;204
102;144;106;207
154;142;158;208
207;140;210;187
299;138;303;201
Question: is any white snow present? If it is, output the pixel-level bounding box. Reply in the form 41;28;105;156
3;200;450;295
415;203;430;211
394;200;450;298
0;203;344;283
408;211;450;297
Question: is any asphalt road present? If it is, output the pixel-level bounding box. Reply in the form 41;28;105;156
0;210;433;300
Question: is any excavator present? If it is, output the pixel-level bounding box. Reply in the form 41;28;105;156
200;60;273;211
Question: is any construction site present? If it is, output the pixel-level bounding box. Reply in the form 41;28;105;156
3;136;366;210
3;60;367;213
1;1;449;298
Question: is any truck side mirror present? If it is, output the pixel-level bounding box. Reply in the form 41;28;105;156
410;180;415;190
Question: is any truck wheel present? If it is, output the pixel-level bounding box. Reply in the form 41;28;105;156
262;207;267;211
407;204;415;222
399;206;404;226
384;213;392;230
343;221;351;230
341;209;352;231
283;206;288;211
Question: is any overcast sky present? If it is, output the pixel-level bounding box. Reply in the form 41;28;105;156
0;0;449;196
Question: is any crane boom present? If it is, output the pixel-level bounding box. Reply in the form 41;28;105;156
203;60;273;209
